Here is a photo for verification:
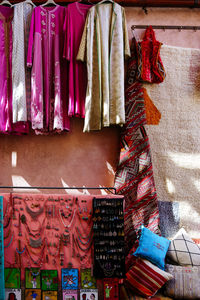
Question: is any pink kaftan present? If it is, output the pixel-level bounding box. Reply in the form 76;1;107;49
27;5;70;133
64;3;92;118
0;6;29;135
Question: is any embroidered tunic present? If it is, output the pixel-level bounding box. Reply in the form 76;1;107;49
12;2;35;123
0;6;28;134
77;2;130;132
27;5;70;132
64;2;92;118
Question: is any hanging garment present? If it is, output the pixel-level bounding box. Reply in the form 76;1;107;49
0;196;5;300
64;2;92;118
77;2;130;132
114;38;160;254
12;1;35;123
27;5;70;133
0;6;29;135
136;26;166;84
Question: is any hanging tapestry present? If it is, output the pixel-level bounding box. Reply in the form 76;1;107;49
0;196;5;300
114;38;160;254
143;45;200;239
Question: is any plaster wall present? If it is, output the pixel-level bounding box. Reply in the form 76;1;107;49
0;7;200;194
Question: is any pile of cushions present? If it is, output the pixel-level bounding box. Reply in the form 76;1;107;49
124;226;200;299
124;226;172;298
165;227;200;299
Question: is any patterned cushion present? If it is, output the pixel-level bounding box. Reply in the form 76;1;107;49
133;226;170;270
125;258;173;298
167;228;200;266
165;264;200;299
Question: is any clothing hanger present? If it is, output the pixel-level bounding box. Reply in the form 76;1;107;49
24;0;35;6
41;0;57;7
97;0;114;4
77;0;93;5
0;0;12;7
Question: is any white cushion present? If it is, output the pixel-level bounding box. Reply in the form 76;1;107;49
167;228;200;266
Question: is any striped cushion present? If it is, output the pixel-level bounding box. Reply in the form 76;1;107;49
165;264;200;299
125;258;173;298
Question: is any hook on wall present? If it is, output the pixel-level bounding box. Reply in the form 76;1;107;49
142;6;148;14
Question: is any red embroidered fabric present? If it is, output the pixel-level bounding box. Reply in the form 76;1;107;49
136;26;166;84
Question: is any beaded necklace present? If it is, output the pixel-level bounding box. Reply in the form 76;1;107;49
3;216;11;229
59;208;76;228
45;238;61;257
75;235;93;252
77;235;93;246
76;200;92;221
26;243;45;265
26;204;44;219
72;234;90;267
25;235;43;249
75;226;93;240
4;233;14;248
31;269;40;277
25;236;45;256
16;246;26;255
4;228;12;240
21;214;45;238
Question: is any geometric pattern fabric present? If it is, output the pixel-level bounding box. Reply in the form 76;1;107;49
114;38;160;254
167;228;200;266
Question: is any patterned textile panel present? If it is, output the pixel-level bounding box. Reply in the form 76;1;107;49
114;38;160;253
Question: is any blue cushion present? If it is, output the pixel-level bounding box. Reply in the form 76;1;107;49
133;226;170;270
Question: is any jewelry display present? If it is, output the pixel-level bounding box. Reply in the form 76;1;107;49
5;194;95;278
93;197;125;278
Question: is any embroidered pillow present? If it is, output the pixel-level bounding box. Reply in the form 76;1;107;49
165;264;200;299
125;258;173;298
167;227;200;266
133;226;170;270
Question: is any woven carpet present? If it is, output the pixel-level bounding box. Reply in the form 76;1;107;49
114;38;160;254
144;45;200;239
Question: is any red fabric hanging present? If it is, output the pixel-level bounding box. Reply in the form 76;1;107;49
136;26;166;84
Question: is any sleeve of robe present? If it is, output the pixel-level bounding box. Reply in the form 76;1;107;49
27;8;35;67
122;8;131;59
76;12;89;62
63;6;70;60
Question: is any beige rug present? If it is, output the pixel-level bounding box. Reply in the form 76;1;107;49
144;45;200;238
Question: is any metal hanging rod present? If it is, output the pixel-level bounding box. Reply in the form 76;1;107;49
0;186;116;193
7;0;200;7
131;25;200;30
